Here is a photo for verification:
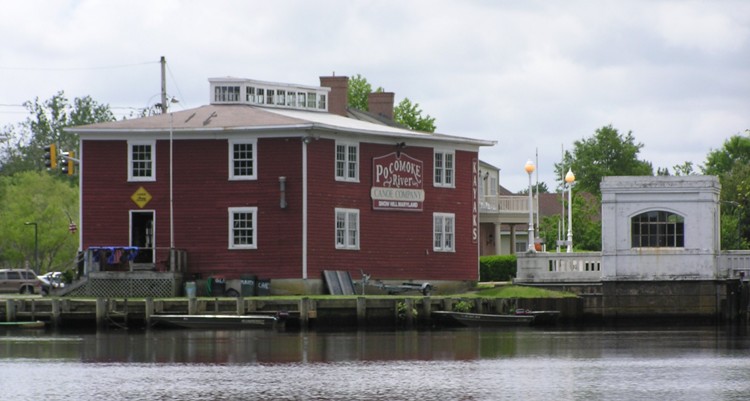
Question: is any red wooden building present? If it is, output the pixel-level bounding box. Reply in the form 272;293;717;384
71;75;494;295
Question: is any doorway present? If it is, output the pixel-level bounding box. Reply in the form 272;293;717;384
130;210;154;264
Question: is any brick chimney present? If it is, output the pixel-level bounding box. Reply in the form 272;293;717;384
367;92;395;120
319;75;348;117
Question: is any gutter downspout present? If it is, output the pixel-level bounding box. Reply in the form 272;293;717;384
302;138;309;280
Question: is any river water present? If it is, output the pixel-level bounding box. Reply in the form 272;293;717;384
1;325;750;401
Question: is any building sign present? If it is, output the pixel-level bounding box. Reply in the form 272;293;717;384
371;152;425;211
131;186;152;208
472;158;478;244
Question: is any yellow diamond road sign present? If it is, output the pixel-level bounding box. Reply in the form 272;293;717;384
131;186;152;208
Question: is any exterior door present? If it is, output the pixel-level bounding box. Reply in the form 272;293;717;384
130;210;154;264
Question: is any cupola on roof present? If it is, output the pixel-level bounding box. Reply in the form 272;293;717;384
209;77;330;112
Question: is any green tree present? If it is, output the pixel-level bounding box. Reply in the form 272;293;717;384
347;74;436;133
518;181;550;195
538;193;602;252
702;131;750;249
0;91;115;175
347;74;375;111
394;98;436;133
0;171;79;273
556;125;653;197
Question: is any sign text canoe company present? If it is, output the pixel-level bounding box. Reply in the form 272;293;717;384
371;152;425;211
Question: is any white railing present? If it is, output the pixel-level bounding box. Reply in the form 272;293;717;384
515;252;603;283
517;250;750;284
480;195;530;213
720;251;750;279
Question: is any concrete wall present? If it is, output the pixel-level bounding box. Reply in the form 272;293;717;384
600;176;721;281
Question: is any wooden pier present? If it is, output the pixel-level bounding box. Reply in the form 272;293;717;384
1;296;582;330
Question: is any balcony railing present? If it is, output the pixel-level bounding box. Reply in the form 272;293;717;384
480;195;531;213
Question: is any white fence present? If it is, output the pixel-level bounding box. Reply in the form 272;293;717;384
515;252;602;283
517;250;750;283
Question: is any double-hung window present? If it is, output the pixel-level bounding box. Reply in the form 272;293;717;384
335;208;359;250
229;139;257;180
229;207;258;249
128;140;155;182
433;213;455;252
434;151;455;188
335;142;358;182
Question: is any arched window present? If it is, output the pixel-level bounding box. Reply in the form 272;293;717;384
631;211;684;248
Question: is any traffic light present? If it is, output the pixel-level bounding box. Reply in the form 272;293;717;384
61;151;75;176
43;144;57;169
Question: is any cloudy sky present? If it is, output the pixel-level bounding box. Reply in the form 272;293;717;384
1;0;748;191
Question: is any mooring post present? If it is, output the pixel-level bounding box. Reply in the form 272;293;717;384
356;297;367;328
5;299;16;322
422;296;431;324
95;298;107;330
236;297;245;315
442;298;453;312
188;297;197;315
299;297;309;330
51;298;61;328
145;298;154;327
405;298;414;328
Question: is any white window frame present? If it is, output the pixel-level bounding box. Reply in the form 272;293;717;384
228;207;258;250
335;141;359;182
335;208;360;250
434;150;455;188
228;139;258;180
128;140;156;182
433;212;455;252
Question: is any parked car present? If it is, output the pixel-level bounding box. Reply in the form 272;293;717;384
38;272;66;295
0;269;44;295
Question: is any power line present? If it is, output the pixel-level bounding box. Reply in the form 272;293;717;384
0;60;159;72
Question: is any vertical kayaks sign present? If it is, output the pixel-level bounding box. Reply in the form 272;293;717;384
371;152;425;211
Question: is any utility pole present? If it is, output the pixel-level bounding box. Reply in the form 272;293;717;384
160;56;167;114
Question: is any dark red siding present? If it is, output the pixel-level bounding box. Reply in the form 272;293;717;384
82;135;478;282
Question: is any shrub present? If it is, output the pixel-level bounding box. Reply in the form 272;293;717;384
479;255;517;282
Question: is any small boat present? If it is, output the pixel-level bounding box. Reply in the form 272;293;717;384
150;314;278;330
432;311;535;327
514;309;561;325
0;321;45;330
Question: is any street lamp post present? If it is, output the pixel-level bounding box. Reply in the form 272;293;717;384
525;160;536;252
24;222;38;273
565;169;575;253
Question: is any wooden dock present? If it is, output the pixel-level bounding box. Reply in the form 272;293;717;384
1;296;582;330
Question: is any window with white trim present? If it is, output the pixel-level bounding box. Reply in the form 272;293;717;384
434;151;455;187
229;139;257;180
433;213;455;252
335;142;359;181
335;208;359;250
229;207;257;249
128;140;155;182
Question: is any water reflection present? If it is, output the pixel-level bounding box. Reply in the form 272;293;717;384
2;326;750;401
2;325;750;364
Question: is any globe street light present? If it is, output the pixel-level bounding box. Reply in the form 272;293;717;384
525;160;536;252
565;169;575;253
24;222;38;273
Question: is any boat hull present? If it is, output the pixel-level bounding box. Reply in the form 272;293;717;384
151;314;278;330
0;321;45;330
432;311;534;327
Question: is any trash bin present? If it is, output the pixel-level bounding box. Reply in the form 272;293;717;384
184;281;197;298
209;276;225;296
240;275;257;297
256;278;271;296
